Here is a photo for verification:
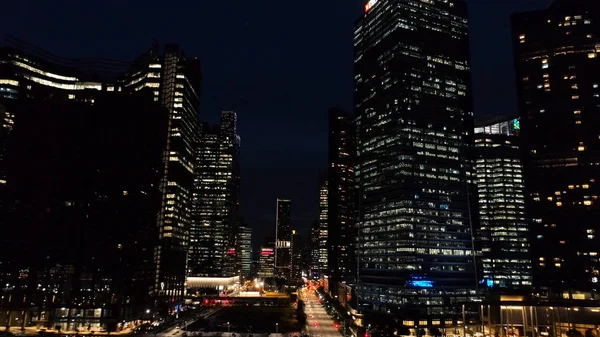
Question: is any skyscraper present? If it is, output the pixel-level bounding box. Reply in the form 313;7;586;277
275;198;292;278
190;111;241;277
291;230;303;281
512;0;600;291
237;226;253;277
474;117;532;289
354;0;477;320
327;107;356;286
0;37;201;321
317;180;328;276
153;43;201;310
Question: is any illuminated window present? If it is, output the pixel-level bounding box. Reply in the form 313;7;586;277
589;235;595;239
573;95;580;100
539;257;545;261
574;110;581;115
571;84;579;89
547;196;553;201
556;202;563;207
569;185;575;189
587;229;595;234
576;120;582;125
578;146;586;151
555;263;561;268
123;191;129;196
560;241;566;244
68;94;75;99
589;53;597;59
555;191;561;195
583;184;590;189
584;200;593;206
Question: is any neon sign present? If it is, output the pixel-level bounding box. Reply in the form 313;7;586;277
513;119;520;130
365;0;378;12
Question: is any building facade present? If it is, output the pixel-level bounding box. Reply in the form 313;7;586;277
0;37;201;324
291;230;303;281
316;180;329;276
474;117;533;289
275;198;292;278
354;0;477;320
190;111;241;278
512;0;600;291
258;247;275;279
237;226;253;277
327;108;356;285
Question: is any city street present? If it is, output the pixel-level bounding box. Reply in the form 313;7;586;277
305;291;340;337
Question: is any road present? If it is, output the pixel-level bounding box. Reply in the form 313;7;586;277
305;291;340;337
156;307;223;337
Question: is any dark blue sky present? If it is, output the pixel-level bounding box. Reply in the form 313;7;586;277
1;0;549;246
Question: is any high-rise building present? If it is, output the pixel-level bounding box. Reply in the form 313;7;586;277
153;44;202;310
474;116;532;289
310;221;320;279
0;37;201;318
291;230;303;280
237;226;253;277
327;107;357;286
354;0;477;319
2;90;167;330
317;180;328;276
258;247;275;279
275;198;292;278
512;0;600;291
190;111;241;277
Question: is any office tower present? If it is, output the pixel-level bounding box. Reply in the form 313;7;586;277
237;226;253;277
310;221;320;279
190;111;241;277
474;117;532;289
317;180;329;275
327;107;357;286
512;0;600;291
153;43;201;310
275;198;292;277
0;37;201;321
291;230;303;280
259;247;275;279
354;0;477;319
3;90;167;330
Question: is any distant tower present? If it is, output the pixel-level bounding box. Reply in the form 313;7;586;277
275;198;292;278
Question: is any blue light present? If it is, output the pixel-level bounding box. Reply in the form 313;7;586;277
409;280;433;288
486;279;494;288
513;119;520;130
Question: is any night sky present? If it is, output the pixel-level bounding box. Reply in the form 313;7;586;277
1;0;550;247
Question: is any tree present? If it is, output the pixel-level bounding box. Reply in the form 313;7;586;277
567;330;584;337
430;327;442;337
585;329;599;337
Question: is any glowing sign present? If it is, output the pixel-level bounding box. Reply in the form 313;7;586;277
409;280;433;288
261;251;274;255
513;119;520;130
365;0;378;12
486;279;494;287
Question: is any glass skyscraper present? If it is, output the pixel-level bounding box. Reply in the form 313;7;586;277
354;0;477;320
474;116;532;289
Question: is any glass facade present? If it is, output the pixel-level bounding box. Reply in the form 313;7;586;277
190;111;240;277
354;0;477;318
474;117;532;289
512;0;600;291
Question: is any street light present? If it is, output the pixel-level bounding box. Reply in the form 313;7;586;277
276;323;279;334
146;309;151;314
227;322;230;333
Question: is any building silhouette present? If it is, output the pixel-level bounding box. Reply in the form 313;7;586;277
513;0;600;291
0;36;201;327
275;198;292;278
